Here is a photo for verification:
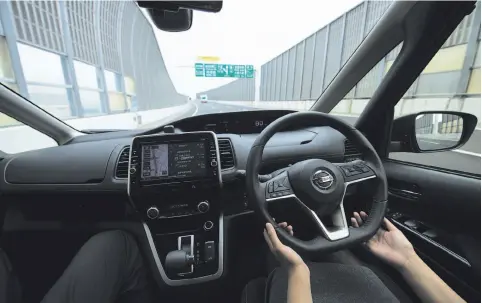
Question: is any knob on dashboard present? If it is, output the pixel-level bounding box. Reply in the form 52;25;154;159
147;207;159;219
197;201;210;213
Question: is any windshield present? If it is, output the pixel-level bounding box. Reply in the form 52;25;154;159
0;0;391;131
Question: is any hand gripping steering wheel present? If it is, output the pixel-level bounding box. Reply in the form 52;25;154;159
246;112;388;254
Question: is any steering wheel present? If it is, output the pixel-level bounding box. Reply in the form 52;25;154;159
246;112;388;254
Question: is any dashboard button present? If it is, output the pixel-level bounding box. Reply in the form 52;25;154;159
203;221;214;231
146;207;159;219
197;201;210;213
129;167;136;174
210;160;218;167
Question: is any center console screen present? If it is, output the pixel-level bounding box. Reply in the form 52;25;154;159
128;132;220;192
141;142;207;180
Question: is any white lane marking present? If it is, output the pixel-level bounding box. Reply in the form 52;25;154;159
452;149;481;157
191;103;199;116
419;140;440;145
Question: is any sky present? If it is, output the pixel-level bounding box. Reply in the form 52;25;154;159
153;0;362;98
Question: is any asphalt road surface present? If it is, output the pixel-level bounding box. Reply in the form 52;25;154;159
192;101;480;175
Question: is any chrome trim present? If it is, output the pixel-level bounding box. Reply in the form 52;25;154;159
142;214;225;286
391;220;470;267
265;174;376;241
177;235;194;275
345;174;376;186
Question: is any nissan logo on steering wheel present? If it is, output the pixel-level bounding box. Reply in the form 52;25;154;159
312;170;334;190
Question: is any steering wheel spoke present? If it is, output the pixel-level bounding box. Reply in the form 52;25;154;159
264;171;295;202
294;198;349;241
334;160;376;185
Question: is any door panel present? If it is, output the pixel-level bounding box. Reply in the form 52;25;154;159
383;160;480;300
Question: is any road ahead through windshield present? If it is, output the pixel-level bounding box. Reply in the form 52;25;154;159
191;100;481;175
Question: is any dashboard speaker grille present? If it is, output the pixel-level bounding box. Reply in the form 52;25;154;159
115;146;130;179
218;139;235;170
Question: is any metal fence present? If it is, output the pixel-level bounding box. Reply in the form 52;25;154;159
199;1;481;103
0;0;185;121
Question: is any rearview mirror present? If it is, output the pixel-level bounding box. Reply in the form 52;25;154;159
146;8;193;32
391;111;477;153
138;1;222;13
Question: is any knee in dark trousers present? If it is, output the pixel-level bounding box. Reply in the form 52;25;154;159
42;230;153;303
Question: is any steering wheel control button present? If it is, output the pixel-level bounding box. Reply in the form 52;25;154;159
197;201;210;213
146;207;159;219
203;220;214;231
268;182;274;193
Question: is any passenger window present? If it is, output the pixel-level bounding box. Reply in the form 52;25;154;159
389;13;481;175
0;111;57;154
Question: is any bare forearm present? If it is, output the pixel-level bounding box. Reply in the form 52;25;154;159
287;265;312;303
400;254;465;303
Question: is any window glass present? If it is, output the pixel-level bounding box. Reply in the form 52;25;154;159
79;90;102;116
124;76;136;95
104;70;117;91
388;18;480;175
28;85;71;118
74;60;98;89
0;37;15;80
18;43;65;84
109;92;126;112
0;113;57;153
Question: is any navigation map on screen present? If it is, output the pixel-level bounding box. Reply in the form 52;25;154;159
141;142;207;180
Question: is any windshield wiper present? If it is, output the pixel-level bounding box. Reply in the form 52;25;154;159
82;129;125;134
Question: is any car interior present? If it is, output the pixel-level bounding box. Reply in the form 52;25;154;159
0;1;480;303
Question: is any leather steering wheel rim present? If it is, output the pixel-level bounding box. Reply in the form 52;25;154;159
246;111;388;255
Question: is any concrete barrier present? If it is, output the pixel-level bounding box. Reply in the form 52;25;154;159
0;102;195;154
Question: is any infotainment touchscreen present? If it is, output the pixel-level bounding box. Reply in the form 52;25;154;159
141;142;207;180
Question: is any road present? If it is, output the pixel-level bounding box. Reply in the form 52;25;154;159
191;101;480;175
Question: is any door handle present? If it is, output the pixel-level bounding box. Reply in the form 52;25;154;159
388;187;422;200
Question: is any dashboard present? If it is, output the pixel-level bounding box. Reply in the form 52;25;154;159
0;110;355;189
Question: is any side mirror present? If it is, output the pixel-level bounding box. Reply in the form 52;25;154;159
390;111;477;153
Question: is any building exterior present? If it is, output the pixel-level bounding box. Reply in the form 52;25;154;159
199;1;481;104
0;0;185;126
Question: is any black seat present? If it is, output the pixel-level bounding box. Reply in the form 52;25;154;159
242;262;400;303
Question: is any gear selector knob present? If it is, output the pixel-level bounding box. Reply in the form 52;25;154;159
165;250;194;272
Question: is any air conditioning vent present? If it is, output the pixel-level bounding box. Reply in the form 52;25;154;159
218;139;235;170
115;146;130;179
344;139;361;157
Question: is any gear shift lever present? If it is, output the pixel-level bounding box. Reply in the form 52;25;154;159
165;250;195;271
165;235;195;275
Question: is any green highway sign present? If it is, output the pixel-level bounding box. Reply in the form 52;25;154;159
195;63;254;78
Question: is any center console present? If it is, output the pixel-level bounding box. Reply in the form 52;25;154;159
128;132;223;286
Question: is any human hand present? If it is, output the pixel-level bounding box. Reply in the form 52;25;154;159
263;222;307;272
351;211;416;270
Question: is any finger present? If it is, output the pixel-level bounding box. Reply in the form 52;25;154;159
287;225;294;236
360;211;369;220
354;212;363;226
383;218;397;231
263;229;275;252
265;223;283;249
351;217;359;228
278;222;288;229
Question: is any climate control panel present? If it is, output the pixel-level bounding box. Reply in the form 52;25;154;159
145;200;211;220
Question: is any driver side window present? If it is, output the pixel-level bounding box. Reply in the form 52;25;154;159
389;12;480;175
